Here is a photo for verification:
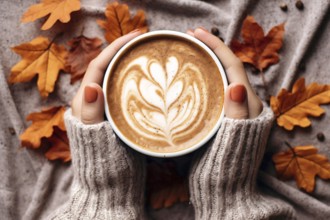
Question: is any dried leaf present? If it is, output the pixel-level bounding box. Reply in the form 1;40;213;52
66;35;103;83
146;161;189;209
20;106;66;149
271;78;330;130
272;144;330;192
8;36;68;98
230;16;285;72
21;0;81;30
97;2;148;44
45;127;71;162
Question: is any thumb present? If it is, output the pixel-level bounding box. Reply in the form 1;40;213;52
81;83;105;124
224;83;249;119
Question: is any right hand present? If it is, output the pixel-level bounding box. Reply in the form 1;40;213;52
187;28;263;119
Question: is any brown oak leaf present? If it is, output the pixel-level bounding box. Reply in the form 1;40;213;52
146;161;189;209
20;106;66;149
21;0;81;30
230;16;285;72
45;127;71;162
8;36;68;98
97;2;148;44
271;78;330;130
66;35;103;83
272;143;330;192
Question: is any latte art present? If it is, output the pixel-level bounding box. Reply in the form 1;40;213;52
120;55;207;146
106;37;224;153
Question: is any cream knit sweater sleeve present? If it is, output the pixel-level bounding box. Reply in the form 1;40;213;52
47;109;146;220
189;106;296;220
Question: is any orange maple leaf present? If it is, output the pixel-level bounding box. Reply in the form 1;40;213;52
21;0;81;30
45;127;71;162
146;161;189;209
97;2;148;44
271;78;330;130
8;36;68;98
230;16;285;72
272;143;330;192
66;35;103;84
20;106;66;149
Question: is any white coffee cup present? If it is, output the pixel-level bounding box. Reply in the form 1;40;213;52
103;30;228;158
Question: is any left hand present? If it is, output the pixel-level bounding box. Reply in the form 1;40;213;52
71;30;142;124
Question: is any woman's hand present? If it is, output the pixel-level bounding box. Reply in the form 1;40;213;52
71;30;142;124
187;28;263;119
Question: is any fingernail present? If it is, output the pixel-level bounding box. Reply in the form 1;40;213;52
84;86;98;103
230;85;247;103
129;29;140;34
197;26;209;33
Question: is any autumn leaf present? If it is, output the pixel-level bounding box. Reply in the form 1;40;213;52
146;161;189;209
97;2;148;44
8;36;68;98
21;0;81;30
230;16;285;72
45;127;71;162
272;143;330;192
271;78;330;130
66;35;103;83
20;106;66;149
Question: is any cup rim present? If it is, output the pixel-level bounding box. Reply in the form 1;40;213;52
102;30;228;158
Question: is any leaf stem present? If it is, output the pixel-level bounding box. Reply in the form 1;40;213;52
80;26;85;36
260;70;270;104
47;32;64;50
284;141;296;156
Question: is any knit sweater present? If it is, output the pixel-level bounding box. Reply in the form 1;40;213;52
47;110;146;220
46;106;295;220
189;106;294;219
1;0;330;220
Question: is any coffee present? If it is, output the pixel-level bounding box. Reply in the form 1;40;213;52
106;35;224;153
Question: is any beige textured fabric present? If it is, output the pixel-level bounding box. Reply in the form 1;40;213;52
47;110;146;220
1;0;330;220
190;106;295;219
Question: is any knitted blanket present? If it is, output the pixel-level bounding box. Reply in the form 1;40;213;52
0;0;329;219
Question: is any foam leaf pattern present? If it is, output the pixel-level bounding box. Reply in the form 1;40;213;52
120;55;207;146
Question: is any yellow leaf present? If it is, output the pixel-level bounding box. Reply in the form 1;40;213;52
272;144;330;192
271;78;330;130
97;2;148;44
8;36;68;98
20;106;66;149
21;0;81;30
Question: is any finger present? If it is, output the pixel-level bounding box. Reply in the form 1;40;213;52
186;29;194;36
224;83;249;119
81;83;105;124
193;28;249;84
81;30;142;88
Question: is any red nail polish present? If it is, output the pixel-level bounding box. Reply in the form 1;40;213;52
230;85;247;103
84;86;98;103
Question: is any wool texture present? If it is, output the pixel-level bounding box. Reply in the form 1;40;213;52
1;0;330;220
47;110;146;220
189;106;295;219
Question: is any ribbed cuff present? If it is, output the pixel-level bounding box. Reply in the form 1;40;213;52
189;105;295;219
47;109;146;219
